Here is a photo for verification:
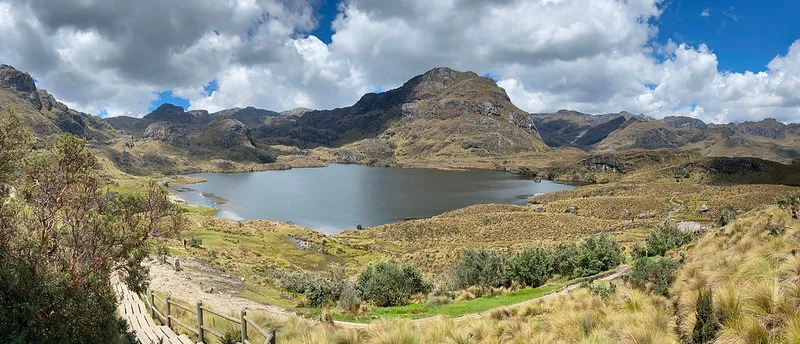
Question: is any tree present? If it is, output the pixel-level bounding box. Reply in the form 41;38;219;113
357;261;431;307
507;246;554;287
0;117;182;343
692;289;719;344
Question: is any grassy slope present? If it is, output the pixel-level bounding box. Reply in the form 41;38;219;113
173;204;799;344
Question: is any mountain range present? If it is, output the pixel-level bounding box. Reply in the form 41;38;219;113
1;63;799;178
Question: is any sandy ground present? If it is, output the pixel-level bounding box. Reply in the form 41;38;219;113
146;257;289;318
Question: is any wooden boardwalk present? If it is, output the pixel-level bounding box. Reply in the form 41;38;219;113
114;277;195;344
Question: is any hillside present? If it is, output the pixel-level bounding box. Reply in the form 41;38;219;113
0;64;114;143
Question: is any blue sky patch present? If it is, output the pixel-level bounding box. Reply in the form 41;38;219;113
655;0;800;73
203;80;219;97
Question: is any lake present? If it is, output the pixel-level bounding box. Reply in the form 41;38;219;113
172;164;574;234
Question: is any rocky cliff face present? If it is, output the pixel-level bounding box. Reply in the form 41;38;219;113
0;64;112;142
0;64;41;109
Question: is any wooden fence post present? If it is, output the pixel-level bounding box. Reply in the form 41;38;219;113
268;327;276;344
149;290;156;320
240;308;248;343
165;295;172;328
197;301;204;343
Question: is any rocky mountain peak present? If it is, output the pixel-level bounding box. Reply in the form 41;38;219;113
0;64;42;109
144;103;194;123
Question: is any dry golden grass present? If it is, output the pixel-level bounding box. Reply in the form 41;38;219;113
671;206;800;342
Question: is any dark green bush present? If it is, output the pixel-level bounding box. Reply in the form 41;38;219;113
586;281;616;302
187;236;203;248
278;271;343;308
450;249;510;289
629;257;680;295
552;242;581;276
357;261;432;307
574;234;624;277
507;247;554;287
632;225;697;259
692;289;719;344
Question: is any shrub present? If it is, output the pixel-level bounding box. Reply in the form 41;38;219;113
425;296;452;307
632;225;697;259
279;271;343;308
552;242;581;276
714;207;737;227
357;261;432;307
586;281;616;302
574;234;624;277
187;236;203;248
507;246;554;287
338;282;362;314
450;249;509;289
629;257;680;295
692;289;719;344
220;329;242;344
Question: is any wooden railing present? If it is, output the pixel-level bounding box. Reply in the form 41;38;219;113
148;289;276;344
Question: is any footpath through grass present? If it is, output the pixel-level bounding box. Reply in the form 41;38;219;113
368;284;562;320
303;268;622;324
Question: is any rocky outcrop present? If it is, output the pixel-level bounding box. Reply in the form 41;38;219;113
205;118;251;149
144;121;189;147
0;64;41;109
583;155;622;173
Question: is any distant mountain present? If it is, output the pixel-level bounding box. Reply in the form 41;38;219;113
4;63;800;177
528;107;800;163
254;67;546;164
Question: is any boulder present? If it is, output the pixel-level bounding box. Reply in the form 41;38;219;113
698;203;710;213
534;206;545;213
565;206;579;214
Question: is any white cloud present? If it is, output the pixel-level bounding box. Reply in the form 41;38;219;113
701;8;710;17
0;0;798;124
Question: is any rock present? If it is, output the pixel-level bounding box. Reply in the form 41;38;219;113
202;286;215;294
334;150;361;164
698;203;710;213
0;64;41;109
144;121;189;147
565;206;579;214
677;221;706;233
637;212;653;219
584;154;622;173
477;102;500;116
122;136;135;148
534;206;545;213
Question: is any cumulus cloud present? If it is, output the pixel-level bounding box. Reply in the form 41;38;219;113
701;8;711;17
0;0;798;123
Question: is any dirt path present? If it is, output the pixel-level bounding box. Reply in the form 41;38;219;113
146;257;289;319
333;264;631;328
147;256;629;329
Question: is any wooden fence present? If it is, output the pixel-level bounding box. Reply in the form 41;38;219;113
148;290;276;344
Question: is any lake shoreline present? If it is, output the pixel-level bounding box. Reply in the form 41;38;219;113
171;164;575;234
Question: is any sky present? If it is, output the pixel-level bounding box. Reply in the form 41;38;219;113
0;0;798;124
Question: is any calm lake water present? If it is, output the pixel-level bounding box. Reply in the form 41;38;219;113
172;164;574;234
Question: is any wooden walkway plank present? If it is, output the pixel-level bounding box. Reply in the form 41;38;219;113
114;276;188;344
